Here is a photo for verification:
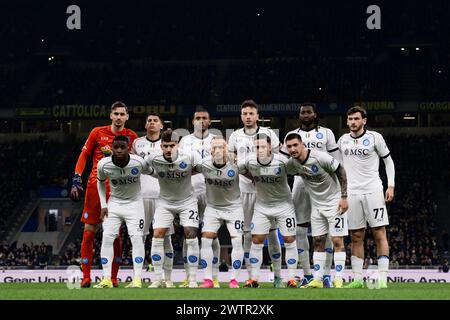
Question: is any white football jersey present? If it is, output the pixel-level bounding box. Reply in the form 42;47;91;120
97;154;150;204
281;126;339;154
131;136;162;198
178;133;216;194
338;129;391;195
288;150;341;209
144;153;196;202
228;126;280;194
243;153;292;207
195;157;245;208
281;126;340;189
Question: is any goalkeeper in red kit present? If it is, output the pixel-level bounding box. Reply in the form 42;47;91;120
70;101;138;287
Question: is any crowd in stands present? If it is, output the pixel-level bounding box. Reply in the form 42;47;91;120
0;136;82;237
0;242;53;267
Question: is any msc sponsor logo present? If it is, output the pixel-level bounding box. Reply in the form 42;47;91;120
206;179;233;187
304;142;323;149
344;148;369;156
254;176;281;183
110;177;139;185
158;171;188;179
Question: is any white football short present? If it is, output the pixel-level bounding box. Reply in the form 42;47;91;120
142;197;174;236
251;202;296;236
103;199;145;237
347;192;389;230
201;204;245;237
310;201;348;237
152;195;199;229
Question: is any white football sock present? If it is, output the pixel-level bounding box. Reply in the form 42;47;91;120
284;241;298;280
212;237;220;280
150;238;164;281
100;233;115;280
334;251;346;279
296;226;311;276
312;251;326;281
186;238;199;282
249;243;264;281
200;237;213;280
163;235;173;281
130;234;145;279
230;236;244;280
324;235;333;276
351;255;364;281
268;229;282;278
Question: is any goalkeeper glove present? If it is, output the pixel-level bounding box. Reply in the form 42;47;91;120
70;173;84;201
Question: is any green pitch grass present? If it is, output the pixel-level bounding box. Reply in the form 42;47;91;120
0;282;449;300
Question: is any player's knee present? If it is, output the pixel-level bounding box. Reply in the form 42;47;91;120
201;232;216;239
252;235;265;244
283;236;295;244
313;235;327;250
372;226;387;241
153;228;167;238
184;227;198;239
331;237;345;251
350;230;365;244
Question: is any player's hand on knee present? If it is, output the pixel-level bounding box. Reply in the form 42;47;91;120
70;173;84;201
338;198;348;214
100;208;108;221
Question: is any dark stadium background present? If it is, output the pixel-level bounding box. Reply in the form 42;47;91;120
0;1;449;272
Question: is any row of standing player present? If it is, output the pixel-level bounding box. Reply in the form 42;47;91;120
71;100;394;289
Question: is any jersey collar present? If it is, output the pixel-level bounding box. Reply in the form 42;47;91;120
146;136;161;143
212;161;227;169
300;149;311;165
243;126;260;136
193;132;210;140
350;129;367;139
257;154;274;166
298;125;318;132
